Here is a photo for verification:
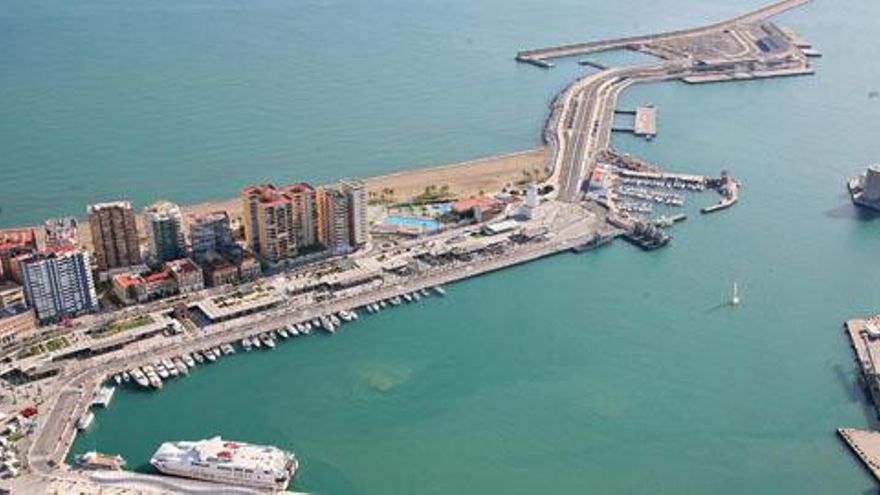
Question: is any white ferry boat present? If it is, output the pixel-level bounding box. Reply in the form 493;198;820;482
150;436;299;491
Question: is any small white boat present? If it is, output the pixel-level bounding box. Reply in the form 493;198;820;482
365;304;375;314
434;286;446;296
380;300;388;308
420;288;430;297
131;369;149;388
156;364;169;380
330;315;341;327
278;327;290;339
173;358;189;375
206;349;218;362
301;324;311;335
391;297;401;306
146;372;162;389
77;411;95;430
412;292;421;301
312;318;321;327
242;338;253;351
122;371;131;383
92;386;115;408
183;355;195;368
221;344;235;355
320;317;335;333
403;293;413;303
252;337;262;348
193;352;205;364
339;311;354;322
113;374;122;385
731;282;741;306
261;334;275;349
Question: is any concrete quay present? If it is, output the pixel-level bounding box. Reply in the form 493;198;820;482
843;318;880;414
838;317;880;484
515;0;809;62
633;106;656;137
838;428;880;482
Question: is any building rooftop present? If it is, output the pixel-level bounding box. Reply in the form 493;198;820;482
144;201;182;220
0;229;36;250
243;184;293;206
190;210;230;223
452;197;502;214
144;271;172;283
166;258;200;274
87;201;133;213
283;182;314;193
112;272;145;289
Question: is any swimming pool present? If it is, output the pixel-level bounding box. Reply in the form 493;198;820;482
383;215;441;230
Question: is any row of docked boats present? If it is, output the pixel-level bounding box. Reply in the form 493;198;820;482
364;285;445;314
113;344;235;390
107;285;448;390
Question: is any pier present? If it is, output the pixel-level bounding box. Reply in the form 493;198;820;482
838;428;880;482
634;105;657;137
515;0;810;63
612;106;658;140
843;318;880;413
578;59;608;70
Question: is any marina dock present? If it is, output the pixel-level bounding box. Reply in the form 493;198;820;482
634;105;657;138
843;318;880;413
578;59;608;70
838;428;880;482
612;106;657;139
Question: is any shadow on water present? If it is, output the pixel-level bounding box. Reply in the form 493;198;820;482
824;203;880;222
705;301;732;314
834;362;880;430
836;364;866;404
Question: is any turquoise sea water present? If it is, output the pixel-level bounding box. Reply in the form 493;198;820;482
4;0;880;493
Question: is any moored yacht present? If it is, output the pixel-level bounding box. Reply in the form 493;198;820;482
77;411;95;430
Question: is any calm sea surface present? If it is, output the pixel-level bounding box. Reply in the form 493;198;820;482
4;0;880;492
